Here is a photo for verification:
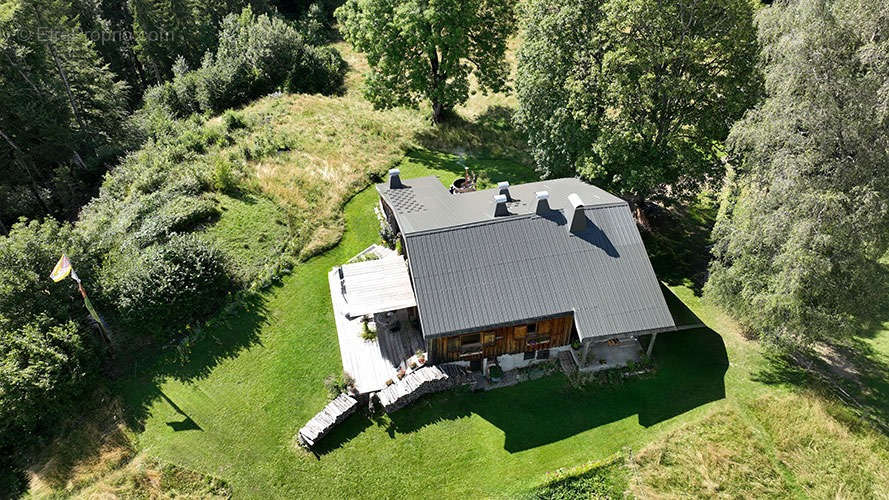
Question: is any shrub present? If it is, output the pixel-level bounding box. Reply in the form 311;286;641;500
101;234;233;339
374;205;397;248
222;110;247;131
212;157;239;194
143;8;347;118
360;317;377;340
294;45;348;94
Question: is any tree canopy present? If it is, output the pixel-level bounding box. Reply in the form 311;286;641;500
515;0;761;206
336;0;515;123
705;0;889;348
0;0;132;227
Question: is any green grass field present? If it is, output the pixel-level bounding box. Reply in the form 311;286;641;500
99;156;866;499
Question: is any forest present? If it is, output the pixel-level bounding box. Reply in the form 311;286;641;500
2;0;888;496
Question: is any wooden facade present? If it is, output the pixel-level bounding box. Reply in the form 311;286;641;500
428;315;574;363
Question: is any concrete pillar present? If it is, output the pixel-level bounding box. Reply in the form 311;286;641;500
582;340;591;365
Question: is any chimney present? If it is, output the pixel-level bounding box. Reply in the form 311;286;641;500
567;193;587;233
497;181;512;201
535;191;551;215
493;194;509;217
388;168;403;189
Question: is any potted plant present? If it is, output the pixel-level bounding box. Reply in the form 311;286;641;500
409;361;417;369
489;365;503;383
416;349;426;365
397;368;406;380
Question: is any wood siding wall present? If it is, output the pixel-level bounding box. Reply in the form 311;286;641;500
429;315;574;363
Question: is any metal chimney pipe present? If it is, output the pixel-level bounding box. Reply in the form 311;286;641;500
389;168;403;189
493;193;509;217
497;181;512;201
567;193;587;233
535;191;551;215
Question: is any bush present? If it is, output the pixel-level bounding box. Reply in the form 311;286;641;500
101;234;233;339
360;317;377;340
222;110;247;131
212;157;239;194
143;8;347;118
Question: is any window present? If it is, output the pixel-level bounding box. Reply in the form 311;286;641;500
523;351;535;361
461;333;481;346
528;323;538;335
536;349;550;360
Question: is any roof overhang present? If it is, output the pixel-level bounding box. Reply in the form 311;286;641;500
337;256;417;318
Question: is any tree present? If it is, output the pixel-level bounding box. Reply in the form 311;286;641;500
336;0;515;123
705;0;889;349
128;0;270;82
0;0;132;228
0;219;99;488
515;0;761;212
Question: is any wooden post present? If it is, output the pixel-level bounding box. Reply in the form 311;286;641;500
646;333;658;357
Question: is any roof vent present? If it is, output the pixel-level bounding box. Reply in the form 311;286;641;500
567;193;587;233
535;191;551;215
493;193;509;217
389;168;403;189
497;181;512;201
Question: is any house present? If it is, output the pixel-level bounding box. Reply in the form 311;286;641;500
329;169;675;394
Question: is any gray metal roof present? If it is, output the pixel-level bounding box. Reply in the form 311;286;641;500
404;202;676;341
377;176;625;234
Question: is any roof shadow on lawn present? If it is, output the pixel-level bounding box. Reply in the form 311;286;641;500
112;292;270;431
376;328;727;453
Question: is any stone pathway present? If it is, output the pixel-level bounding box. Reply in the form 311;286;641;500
558;350;578;374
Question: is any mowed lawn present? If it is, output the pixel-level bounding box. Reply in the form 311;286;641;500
114;159;786;498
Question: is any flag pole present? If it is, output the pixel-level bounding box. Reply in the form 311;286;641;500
71;270;113;346
51;254;114;349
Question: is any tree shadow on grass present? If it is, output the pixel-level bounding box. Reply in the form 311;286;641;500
403;148;539;189
355;328;729;453
111;291;270;432
642;201;717;296
413;105;531;162
753;338;889;435
753;261;889;435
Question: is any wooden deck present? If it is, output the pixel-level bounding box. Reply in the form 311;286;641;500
328;269;426;393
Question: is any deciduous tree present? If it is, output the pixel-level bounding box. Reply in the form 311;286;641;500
336;0;515;123
516;0;761;211
705;0;889;348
